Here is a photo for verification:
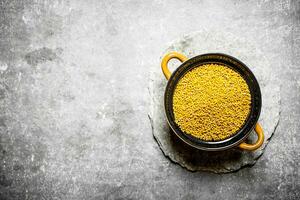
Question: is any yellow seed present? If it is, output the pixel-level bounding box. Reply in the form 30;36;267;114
173;64;251;141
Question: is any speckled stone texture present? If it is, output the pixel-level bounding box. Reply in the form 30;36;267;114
149;30;281;173
0;0;300;199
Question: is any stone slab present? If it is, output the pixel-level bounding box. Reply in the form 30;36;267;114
149;30;281;173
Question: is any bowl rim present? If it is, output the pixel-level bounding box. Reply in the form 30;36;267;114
164;53;262;151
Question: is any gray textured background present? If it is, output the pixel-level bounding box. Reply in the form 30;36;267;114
0;0;299;199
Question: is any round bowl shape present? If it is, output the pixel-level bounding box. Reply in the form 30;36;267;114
161;52;264;151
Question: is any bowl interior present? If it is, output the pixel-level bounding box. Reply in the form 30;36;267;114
164;53;261;151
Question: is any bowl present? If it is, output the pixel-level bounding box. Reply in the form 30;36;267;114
161;52;264;151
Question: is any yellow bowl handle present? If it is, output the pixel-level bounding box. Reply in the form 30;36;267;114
238;123;264;151
161;52;188;80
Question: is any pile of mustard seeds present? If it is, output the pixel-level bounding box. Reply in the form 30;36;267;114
173;64;251;141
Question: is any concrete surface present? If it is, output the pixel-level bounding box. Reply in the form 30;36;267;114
0;0;299;199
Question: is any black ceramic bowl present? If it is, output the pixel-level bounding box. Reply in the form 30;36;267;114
161;52;264;151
